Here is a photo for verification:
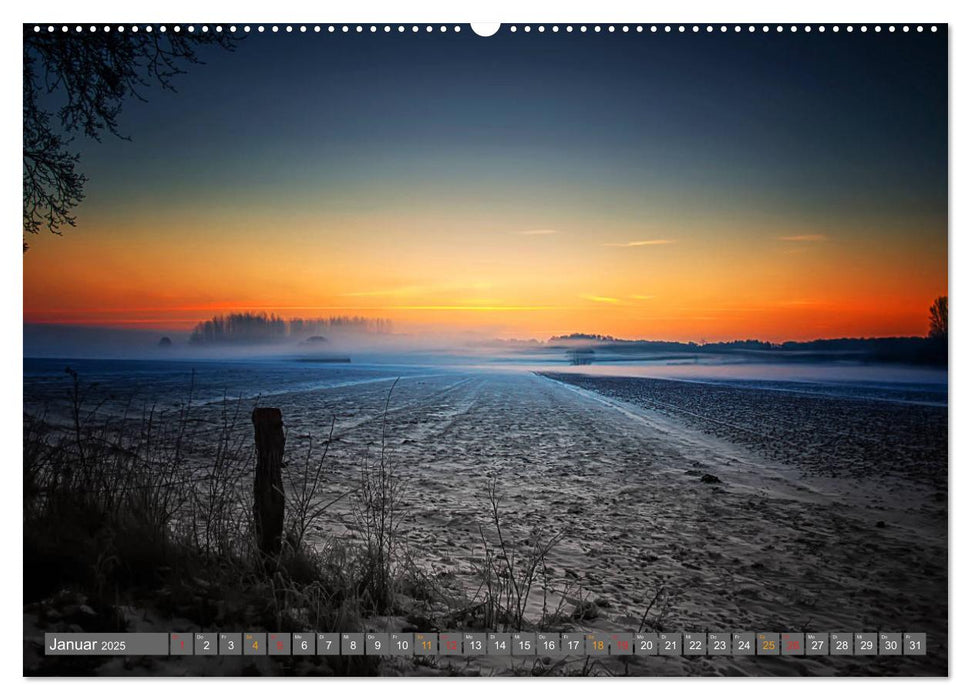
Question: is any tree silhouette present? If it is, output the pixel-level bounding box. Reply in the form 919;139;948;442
22;27;236;251
928;296;947;339
188;313;392;345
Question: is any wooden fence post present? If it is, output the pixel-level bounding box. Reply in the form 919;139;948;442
252;407;285;557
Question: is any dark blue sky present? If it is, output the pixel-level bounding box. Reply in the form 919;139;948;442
77;27;946;225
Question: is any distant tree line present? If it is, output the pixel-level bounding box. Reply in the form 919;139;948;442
549;336;771;351
545;297;947;366
189;313;392;345
546;335;945;366
550;333;619;342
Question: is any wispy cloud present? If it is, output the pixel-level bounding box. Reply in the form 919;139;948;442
389;305;551;311
777;299;823;307
341;282;492;298
340;286;427;298
776;234;828;242
582;295;621;304
514;229;557;236
603;239;673;247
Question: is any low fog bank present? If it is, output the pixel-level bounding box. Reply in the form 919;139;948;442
24;324;948;373
24;324;193;360
539;334;948;367
23;323;512;363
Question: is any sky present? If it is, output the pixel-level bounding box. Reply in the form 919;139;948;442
23;27;948;343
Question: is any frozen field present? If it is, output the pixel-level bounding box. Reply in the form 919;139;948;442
24;359;948;675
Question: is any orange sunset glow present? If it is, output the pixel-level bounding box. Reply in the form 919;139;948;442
24;208;945;342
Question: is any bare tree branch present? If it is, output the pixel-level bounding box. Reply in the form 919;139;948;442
22;27;238;250
929;296;947;339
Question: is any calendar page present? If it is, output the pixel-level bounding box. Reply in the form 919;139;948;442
22;19;947;679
